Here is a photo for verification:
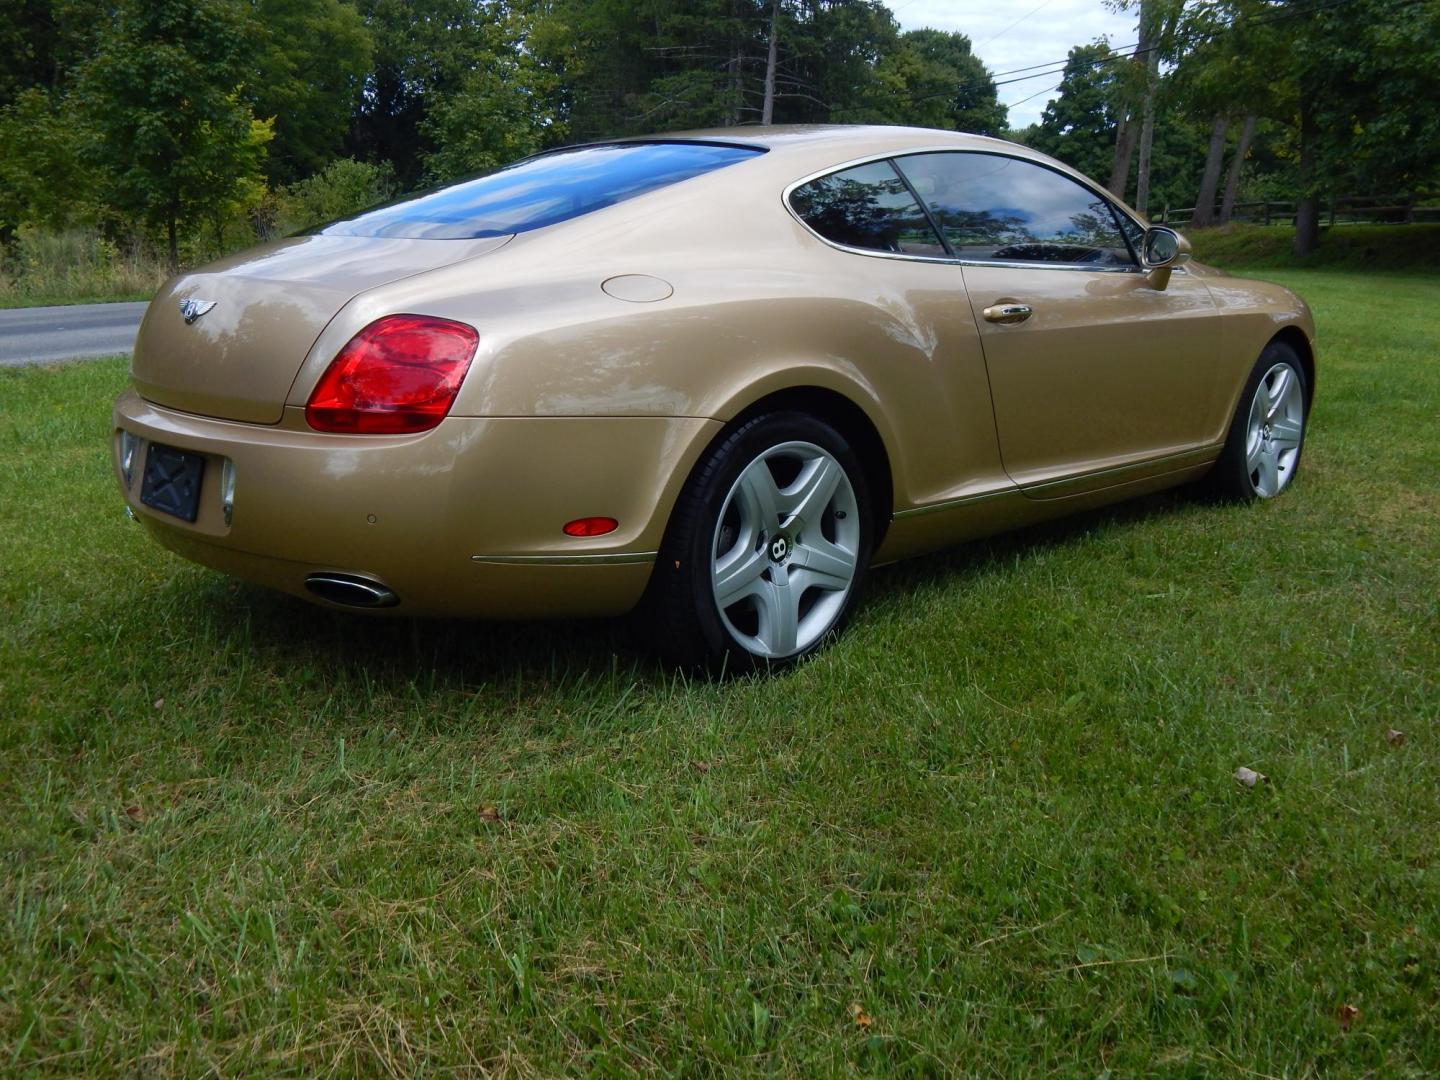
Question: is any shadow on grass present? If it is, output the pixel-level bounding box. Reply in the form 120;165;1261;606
867;487;1201;602
135;487;1205;695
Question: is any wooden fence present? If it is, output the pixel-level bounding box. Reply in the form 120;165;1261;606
1153;194;1440;227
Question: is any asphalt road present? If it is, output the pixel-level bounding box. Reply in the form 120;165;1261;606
0;301;149;367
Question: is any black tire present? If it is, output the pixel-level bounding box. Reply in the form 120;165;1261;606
1200;340;1310;503
644;411;874;674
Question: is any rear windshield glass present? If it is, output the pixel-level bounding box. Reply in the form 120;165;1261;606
319;142;763;240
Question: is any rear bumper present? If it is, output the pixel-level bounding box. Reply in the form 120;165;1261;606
112;390;720;617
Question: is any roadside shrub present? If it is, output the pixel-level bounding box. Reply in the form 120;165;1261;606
270;158;397;235
0;227;168;304
0;89;100;234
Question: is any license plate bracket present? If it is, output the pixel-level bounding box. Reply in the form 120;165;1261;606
140;443;205;523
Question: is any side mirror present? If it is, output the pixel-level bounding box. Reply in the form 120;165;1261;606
1141;226;1191;290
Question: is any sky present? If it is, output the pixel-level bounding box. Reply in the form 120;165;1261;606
893;0;1137;129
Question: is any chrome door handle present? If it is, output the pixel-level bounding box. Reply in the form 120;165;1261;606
983;303;1033;324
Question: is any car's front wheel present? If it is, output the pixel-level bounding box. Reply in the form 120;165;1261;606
1203;341;1309;502
647;411;873;673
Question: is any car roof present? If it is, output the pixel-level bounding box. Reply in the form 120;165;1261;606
612;124;1013;157
603;124;1144;228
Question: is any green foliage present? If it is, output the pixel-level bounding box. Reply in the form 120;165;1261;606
247;0;373;183
420;7;564;182
273;157;395;232
874;29;1006;135
3;0;1437;281
0;0;102;107
1189;223;1440;271
0;225;167;305
0;88;99;232
348;0;528;185
1030;43;1125;185
79;0;273;266
1284;0;1440;198
786;0;900;124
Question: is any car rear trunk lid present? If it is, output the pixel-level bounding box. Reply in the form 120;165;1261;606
131;233;511;424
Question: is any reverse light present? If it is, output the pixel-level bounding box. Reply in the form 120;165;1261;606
305;314;479;434
563;517;619;537
119;430;140;486
221;459;236;526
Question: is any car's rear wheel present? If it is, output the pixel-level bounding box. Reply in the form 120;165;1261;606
1203;341;1309;502
647;411;873;673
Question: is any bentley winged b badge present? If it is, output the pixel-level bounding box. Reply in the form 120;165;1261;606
179;298;217;324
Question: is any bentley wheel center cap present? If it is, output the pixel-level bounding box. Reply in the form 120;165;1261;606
770;536;790;562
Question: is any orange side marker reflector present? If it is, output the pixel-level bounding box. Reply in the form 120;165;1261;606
563;517;619;538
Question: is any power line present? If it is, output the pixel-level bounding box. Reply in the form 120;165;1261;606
976;0;1060;51
830;0;1374;119
1005;80;1064;111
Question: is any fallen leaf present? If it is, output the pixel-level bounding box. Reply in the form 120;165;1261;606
849;1002;873;1029
1234;766;1267;788
479;805;501;823
124;805;144;821
1385;729;1406;746
692;760;712;773
153;698;165;710
1336;1003;1360;1030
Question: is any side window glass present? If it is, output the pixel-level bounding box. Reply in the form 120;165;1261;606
789;161;946;257
893;153;1136;267
1114;209;1146;261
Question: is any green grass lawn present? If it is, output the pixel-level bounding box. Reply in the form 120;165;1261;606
2;269;1437;1075
1186;223;1440;271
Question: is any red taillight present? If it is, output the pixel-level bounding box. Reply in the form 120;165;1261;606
305;314;479;434
563;517;619;537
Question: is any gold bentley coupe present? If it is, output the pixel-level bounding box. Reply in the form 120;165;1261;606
113;126;1314;671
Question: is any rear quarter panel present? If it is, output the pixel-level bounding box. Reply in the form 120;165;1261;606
285;160;1009;516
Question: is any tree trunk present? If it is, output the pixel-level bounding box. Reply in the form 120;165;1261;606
1133;0;1160;214
1294;97;1320;257
1190;115;1229;229
1218;114;1257;224
1108;118;1138;200
761;0;780;125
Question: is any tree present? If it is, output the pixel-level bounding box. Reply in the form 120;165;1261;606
1030;43;1127;185
0;0;104;108
1107;0;1187;211
1160;0;1275;227
874;28;1006;135
1281;0;1440;255
80;0;272;268
348;0;525;185
0;88;98;233
421;6;565;181
246;0;373;184
1218;113;1257;224
275;156;394;232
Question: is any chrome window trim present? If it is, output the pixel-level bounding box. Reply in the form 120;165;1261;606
783;145;1156;275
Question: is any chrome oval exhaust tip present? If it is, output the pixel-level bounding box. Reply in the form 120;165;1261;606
304;573;399;609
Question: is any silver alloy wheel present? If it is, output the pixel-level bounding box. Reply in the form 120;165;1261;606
1245;361;1305;498
710;440;861;659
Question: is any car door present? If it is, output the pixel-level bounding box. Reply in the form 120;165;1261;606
784;158;1011;512
893;151;1222;496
